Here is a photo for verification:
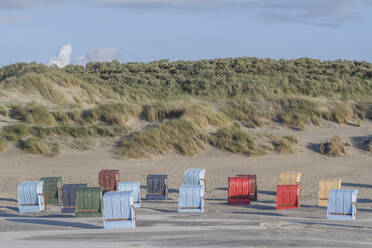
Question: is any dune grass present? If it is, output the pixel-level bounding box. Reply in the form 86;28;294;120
353;101;372;120
0;136;6;151
221;100;265;128
272;136;298;154
275;98;323;130
320;136;346;156
2;123;30;141
82;103;140;126
0;105;8;116
119;119;207;158
182;104;228;128
19;137;48;154
331;103;354;124
141;103;185;122
209;123;261;155
10;103;56;126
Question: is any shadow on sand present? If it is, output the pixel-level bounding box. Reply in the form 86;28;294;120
6;218;101;229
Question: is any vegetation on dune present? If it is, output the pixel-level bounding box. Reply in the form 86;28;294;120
221;100;265;128
19;137;48;154
0;136;6;151
320;136;346;156
209;123;262;155
10;103;56;126
1;58;372;158
141;103;184;122
0;105;9;117
119;119;207;158
82;103;140;126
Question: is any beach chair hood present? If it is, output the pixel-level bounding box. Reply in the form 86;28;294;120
103;191;136;229
118;182;141;208
18;181;45;213
178;185;205;213
327;189;358;220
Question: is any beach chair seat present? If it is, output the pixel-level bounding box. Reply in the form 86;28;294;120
17;181;45;213
118;182;141;208
75;187;102;217
103;191;136;229
318;179;342;207
276;184;301;210
279;171;301;185
178;185;205;213
98;169;120;194
40;176;62;205
236;174;257;201
183;168;206;191
228;176;250;205
146;175;168;200
327;189;358;220
61;184;88;213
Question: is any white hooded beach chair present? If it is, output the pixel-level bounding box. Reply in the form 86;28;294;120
327;189;358;220
103;191;136;229
178;185;205;213
17;181;45;213
183;168;206;191
118;182;141;208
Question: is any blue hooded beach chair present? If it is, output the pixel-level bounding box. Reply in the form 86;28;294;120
183;168;206;191
327;189;358;220
17;181;45;213
103;191;136;229
118;182;141;208
178;185;205;213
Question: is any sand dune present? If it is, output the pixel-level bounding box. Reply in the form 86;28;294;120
0;121;371;247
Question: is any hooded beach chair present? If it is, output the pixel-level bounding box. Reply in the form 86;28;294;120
118;182;141;208
146;174;168;200
98;169;120;194
236;174;257;201
318;179;342;207
75;187;102;217
327;189;358;220
228;176;251;205
61;184;88;213
103;191;136;229
17;181;45;213
40;176;62;205
276;184;301;210
279;171;301;185
178;185;205;213
183;168;206;192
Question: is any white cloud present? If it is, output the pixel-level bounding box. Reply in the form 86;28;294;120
75;46;121;65
48;44;72;68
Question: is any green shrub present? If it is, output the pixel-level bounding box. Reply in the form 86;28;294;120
10;103;56;125
142;103;184;122
83;103;139;126
19;137;48;154
320;136;346;156
276;98;323;130
331;104;353;124
119;119;207;158
209;123;257;155
0;136;6;151
221;100;265;128
2;123;30;141
0;105;9;116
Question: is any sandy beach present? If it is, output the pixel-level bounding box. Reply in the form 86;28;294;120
0;121;371;247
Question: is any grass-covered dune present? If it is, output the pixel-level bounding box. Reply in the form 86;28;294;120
0;58;371;158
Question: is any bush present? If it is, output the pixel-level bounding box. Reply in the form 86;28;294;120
276;98;323;130
332;104;353;124
19;137;48;154
273;136;297;154
182;104;227;128
0;136;6;151
2;123;30;141
83;103;139;126
320;136;346;156
119;119;207;158
221;100;265;128
209;123;257;155
10;103;56;125
0;105;9;116
142;103;184;122
353;101;372;120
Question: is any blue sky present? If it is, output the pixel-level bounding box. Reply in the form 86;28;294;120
0;0;372;67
